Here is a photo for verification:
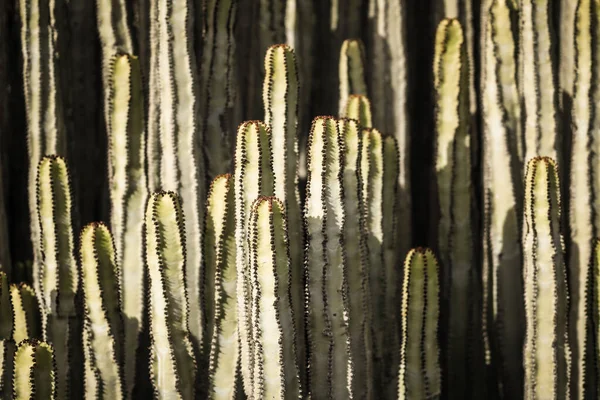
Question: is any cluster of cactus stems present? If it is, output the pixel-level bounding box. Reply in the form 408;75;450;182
4;0;600;399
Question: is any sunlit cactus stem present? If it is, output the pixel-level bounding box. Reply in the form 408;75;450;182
481;0;524;397
13;340;55;400
569;0;600;397
145;192;197;399
249;196;301;399
36;156;78;400
433;18;474;399
19;0;67;303
398;248;441;400
344;95;373;128
204;175;239;399
338;39;367;116
305;116;351;399
10;284;41;344
523;157;570;400
79;222;124;399
106;53;148;399
234;121;274;396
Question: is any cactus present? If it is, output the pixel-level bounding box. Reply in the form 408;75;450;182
433;18;474;399
338;39;367;116
203;175;238;399
568;0;600;397
19;0;67;301
304;116;351;399
481;0;524;396
13;340;55;400
144;192;196;399
36;155;78;399
523;157;570;399
344;95;373;129
0;340;15;398
0;273;12;341
234;121;274;396
248;196;301;399
106;53;148;398
79;222;123;399
10;284;41;344
337;117;372;398
398;248;441;400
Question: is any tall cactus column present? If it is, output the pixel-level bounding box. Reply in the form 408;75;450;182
433;18;474;399
522;157;571;400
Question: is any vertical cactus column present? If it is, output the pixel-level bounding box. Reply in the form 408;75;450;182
150;0;205;357
106;53;148;399
519;0;560;162
19;0;67;301
0;273;12;341
199;0;238;180
338;118;372;398
481;0;524;397
263;44;306;384
433;18;473;399
10;284;41;344
249;196;301;399
367;0;411;262
569;0;600;397
234;121;274;396
0;340;15;398
338;39;367;116
304;116;351;399
344;95;373;128
79;222;123;399
144;192;196;399
36;156;78;400
523;157;571;400
398;248;441;400
204;175;238;399
13;340;55;399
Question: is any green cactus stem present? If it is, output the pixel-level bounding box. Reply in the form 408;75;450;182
397;248;441;400
344;95;373;129
433;18;473;399
10;284;41;345
338;39;367;116
523;157;570;400
19;0;67;302
0;340;15;398
338;117;372;399
0;273;12;341
481;0;524;396
79;222;123;399
145;192;197;399
305;116;351;399
263;44;306;384
106;53;148;399
204;175;239;399
13;340;55;400
568;0;600;397
249;196;301;399
149;0;205;359
519;0;560;162
199;0;238;180
234;121;274;396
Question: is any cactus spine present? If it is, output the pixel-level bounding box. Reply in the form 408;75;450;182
106;53;147;398
79;222;123;399
522;157;570;399
204;175;238;399
433;18;473;399
145;192;197;399
10;284;41;345
338;39;367;116
344;95;373;129
13;340;55;400
36;156;78;399
234;121;274;396
305;116;351;399
19;0;67;301
338;118;372;398
482;0;524;396
249;197;301;399
398;248;441;400
569;0;600;397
